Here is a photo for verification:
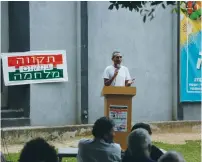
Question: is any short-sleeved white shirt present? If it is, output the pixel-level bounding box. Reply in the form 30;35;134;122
103;65;131;86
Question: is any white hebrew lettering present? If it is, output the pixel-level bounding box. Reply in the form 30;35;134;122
14;73;22;80
36;58;40;65
26;57;30;63
196;51;202;69
34;72;42;79
52;71;60;78
37;57;45;63
44;70;51;78
31;57;36;63
47;56;55;63
16;58;24;65
196;58;202;69
24;73;32;79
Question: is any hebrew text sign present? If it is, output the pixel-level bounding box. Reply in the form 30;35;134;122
1;50;68;86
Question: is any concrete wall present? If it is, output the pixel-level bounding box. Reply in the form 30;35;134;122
1;1;200;126
1;1;9;108
183;103;201;120
1;1;9;53
29;1;77;126
88;2;174;123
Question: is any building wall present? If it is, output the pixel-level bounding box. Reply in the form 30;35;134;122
1;1;9;108
1;1;9;53
1;1;200;126
88;2;174;123
183;103;201;120
29;1;77;126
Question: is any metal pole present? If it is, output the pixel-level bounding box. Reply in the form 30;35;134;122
80;1;88;124
177;1;183;120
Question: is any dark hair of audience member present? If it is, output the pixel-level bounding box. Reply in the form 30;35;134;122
92;116;115;138
18;137;58;162
131;122;152;135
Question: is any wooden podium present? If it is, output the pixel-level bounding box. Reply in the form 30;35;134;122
102;86;136;150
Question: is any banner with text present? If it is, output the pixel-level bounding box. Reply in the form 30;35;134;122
180;2;202;101
1;50;68;86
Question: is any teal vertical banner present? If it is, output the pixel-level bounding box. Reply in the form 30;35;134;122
180;2;202;102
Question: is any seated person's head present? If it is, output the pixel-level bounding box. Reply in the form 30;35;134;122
158;151;185;162
131;122;152;135
92;116;115;143
18;137;58;162
127;128;152;159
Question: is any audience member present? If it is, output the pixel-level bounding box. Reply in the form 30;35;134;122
126;128;156;162
158;151;185;162
122;123;163;161
18;137;58;162
77;116;122;162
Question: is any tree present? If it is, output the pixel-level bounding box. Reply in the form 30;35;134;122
108;1;177;22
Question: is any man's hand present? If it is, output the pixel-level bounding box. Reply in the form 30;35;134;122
126;78;135;86
114;69;119;77
104;69;119;86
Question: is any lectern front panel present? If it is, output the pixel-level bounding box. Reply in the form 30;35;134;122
104;95;132;150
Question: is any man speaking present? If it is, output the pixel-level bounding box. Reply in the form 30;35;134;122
103;51;134;87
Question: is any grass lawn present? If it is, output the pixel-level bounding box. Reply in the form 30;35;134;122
4;140;201;162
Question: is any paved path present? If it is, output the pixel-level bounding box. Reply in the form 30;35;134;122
1;132;200;154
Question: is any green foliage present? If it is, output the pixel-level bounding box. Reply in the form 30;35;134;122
108;1;177;22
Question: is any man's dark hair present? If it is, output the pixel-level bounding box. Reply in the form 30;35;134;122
131;123;152;135
18;137;58;162
92;117;115;138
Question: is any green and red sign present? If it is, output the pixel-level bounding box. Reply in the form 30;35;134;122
1;50;68;86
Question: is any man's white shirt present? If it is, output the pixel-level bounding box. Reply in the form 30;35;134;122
103;65;131;86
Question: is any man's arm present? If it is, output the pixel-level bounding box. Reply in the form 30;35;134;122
125;80;130;86
125;67;132;86
77;139;86;162
103;68;118;86
104;74;117;86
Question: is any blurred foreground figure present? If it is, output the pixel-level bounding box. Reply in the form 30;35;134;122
1;152;6;162
18;137;58;162
158;151;185;162
77;116;121;162
122;123;163;162
126;128;156;162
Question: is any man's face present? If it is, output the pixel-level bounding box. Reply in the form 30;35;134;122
112;53;122;65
